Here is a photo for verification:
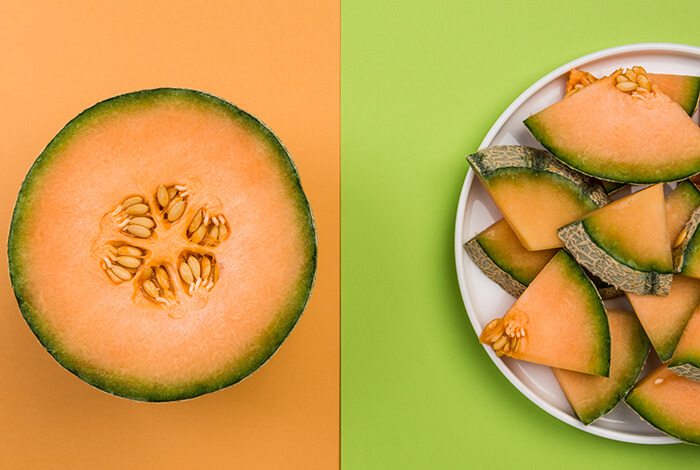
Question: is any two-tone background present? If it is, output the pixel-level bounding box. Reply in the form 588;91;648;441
0;1;698;468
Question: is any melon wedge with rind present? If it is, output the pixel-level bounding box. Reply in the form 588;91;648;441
558;184;673;296
466;145;609;251
479;250;610;377
626;364;700;445
673;205;700;279
463;218;557;297
553;309;650;425
668;307;700;381
525;73;700;184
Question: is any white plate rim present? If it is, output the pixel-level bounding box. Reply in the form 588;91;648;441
455;42;700;445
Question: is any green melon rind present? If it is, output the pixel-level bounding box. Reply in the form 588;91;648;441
524;115;700;185
673;206;700;276
625;370;700;445
7;88;318;402
463;239;526;298
668;362;700;381
558;221;672;296
675;76;700;116
467;145;610;208
567;317;650;425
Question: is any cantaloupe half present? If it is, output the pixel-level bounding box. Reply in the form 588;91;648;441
626;364;700;445
8;89;317;401
479;250;610;376
567;68;700;116
558;184;673;296
553;309;650;425
626;181;700;361
464;218;557;297
466;145;609;251
526;67;700;183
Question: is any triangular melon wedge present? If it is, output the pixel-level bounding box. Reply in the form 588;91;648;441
559;184;673;295
464;218;557;297
626;364;700;445
526;67;700;183
626;181;700;361
567;68;700;116
466;145;609;250
668;307;700;380
479;250;610;377
672;197;700;280
553;309;650;425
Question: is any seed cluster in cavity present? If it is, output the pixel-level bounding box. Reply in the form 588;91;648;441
102;183;231;313
566;66;654;99
479;317;528;357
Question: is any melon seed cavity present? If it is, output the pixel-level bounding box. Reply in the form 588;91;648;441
101;183;229;312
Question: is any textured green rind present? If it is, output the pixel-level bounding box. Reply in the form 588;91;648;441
669;362;700;382
558;250;610;377
673;206;700;276
626;372;700;445
558;221;672;296
467;145;610;208
570;316;650;425
7;88;317;402
463;239;526;298
524;115;700;185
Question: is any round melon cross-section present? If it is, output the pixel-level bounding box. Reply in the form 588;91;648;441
8;89;317;401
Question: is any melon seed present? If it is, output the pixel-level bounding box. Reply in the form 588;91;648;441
122;196;143;209
168;187;178;199
191;224;206;244
616;81;638;92
142;280;159;299
156;266;171;290
125;203;149;216
187;256;201;279
106;269;122;283
208;224;219;241
116;245;143;257
125;224;151;238
130;217;155;229
110;265;132;281
188;210;203;234
179;262;194;284
157;184;169;209
115;256;141;269
675;229;687;248
167;199;186;221
218;223;229;242
201;257;212;279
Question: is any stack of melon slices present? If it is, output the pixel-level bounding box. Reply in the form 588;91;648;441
465;66;700;442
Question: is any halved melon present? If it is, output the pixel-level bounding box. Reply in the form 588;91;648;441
558;184;673;295
553;309;650;425
479;250;610;376
526;67;700;183
463;218;557;297
626;364;700;444
626;181;700;360
566;68;700;116
8;89;317;401
668;308;700;380
466;145;609;250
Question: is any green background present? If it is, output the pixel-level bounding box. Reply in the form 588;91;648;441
341;0;700;468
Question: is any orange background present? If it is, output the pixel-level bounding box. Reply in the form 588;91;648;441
0;2;339;469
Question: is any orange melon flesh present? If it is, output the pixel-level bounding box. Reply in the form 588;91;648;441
553;309;650;425
8;89;316;400
480;250;610;377
626;182;700;361
525;74;700;183
583;184;672;273
626;365;700;444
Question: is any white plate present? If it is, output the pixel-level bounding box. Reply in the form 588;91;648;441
455;43;700;445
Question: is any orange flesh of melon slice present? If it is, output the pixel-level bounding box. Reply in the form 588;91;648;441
9;90;316;400
480;250;610;377
582;184;672;273
553;309;650;425
626;365;700;444
526;73;700;183
626;181;700;361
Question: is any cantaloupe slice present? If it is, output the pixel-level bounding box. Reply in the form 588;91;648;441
526;67;700;183
567;68;700;116
466;145;609;251
553;309;650;425
668;309;700;381
479;250;610;376
672;201;700;280
626;181;700;360
626;364;700;444
559;184;673;296
8;89;317;401
463;218;557;297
